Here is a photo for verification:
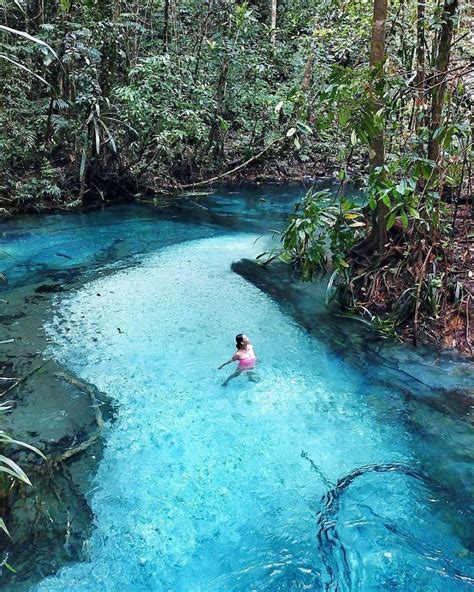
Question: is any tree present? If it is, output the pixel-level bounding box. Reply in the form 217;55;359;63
427;0;460;167
368;0;389;254
270;0;277;43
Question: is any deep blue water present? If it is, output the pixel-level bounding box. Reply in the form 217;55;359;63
1;185;472;591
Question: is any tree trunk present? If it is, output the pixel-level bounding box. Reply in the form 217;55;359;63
369;0;389;253
427;0;459;165
270;0;277;44
302;54;314;92
414;0;428;160
193;0;214;82
416;0;426;92
208;59;229;164
163;0;170;50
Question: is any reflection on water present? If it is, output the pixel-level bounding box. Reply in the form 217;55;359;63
0;184;472;591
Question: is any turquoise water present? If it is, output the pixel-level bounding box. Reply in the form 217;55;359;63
0;185;309;289
1;186;472;591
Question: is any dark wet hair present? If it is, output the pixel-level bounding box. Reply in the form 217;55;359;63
235;334;245;350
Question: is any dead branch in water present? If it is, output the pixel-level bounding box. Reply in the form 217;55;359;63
52;435;100;464
178;137;283;190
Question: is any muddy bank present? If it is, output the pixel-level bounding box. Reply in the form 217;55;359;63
0;276;115;591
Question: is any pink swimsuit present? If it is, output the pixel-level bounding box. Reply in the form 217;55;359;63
238;352;256;370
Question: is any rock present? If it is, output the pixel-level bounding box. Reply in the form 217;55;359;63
35;284;66;294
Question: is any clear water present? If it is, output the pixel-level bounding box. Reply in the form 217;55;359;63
1;186;472;591
0;207;215;289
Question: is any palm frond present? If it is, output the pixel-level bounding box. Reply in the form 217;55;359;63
0;25;58;59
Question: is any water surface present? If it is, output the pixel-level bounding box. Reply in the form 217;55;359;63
1;185;472;591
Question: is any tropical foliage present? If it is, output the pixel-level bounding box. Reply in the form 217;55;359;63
0;0;472;345
264;0;472;345
0;400;46;538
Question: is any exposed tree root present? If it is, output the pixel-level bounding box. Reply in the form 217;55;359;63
344;205;473;354
51;435;100;464
54;371;105;429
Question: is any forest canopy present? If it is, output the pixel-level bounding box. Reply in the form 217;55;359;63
0;0;469;208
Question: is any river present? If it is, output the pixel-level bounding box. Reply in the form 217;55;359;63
1;184;472;591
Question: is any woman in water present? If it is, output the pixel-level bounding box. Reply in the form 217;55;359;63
218;333;258;386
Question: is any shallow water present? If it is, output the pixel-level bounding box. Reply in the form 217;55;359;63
1;185;473;591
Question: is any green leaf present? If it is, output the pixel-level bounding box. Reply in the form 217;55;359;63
325;270;341;305
0;455;32;485
274;100;284;115
93;120;100;155
396;179;407;195
0;518;10;538
4;562;17;573
0;25;58;59
400;210;408;229
386;212;396;230
0;435;46;460
0;54;52;88
286;127;296;138
350;130;357;146
0;466;25;481
339;109;348;127
12;0;28;16
296;121;312;134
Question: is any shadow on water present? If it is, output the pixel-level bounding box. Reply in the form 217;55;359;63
232;254;473;590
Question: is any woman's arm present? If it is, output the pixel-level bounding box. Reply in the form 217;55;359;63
218;353;239;370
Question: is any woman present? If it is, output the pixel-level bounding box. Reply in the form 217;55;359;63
218;333;258;386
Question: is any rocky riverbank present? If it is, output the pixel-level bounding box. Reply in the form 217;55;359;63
0;275;115;591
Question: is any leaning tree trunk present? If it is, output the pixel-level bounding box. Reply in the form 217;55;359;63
369;0;389;253
427;0;459;166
